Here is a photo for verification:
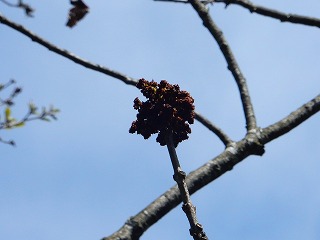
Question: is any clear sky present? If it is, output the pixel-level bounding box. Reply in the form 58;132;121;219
1;1;320;239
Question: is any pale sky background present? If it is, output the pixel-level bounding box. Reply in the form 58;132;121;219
1;1;320;239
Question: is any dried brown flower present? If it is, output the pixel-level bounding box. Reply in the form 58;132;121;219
129;78;195;147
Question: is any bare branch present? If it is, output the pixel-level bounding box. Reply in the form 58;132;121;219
155;0;320;29
0;0;34;17
0;0;16;7
0;13;137;86
195;112;233;146
215;0;320;28
154;0;214;4
188;0;257;131
102;132;263;240
260;94;320;144
103;93;320;239
165;131;208;240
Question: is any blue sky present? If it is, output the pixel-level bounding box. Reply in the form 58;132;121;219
1;1;320;239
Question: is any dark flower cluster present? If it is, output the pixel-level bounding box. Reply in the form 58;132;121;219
129;78;195;147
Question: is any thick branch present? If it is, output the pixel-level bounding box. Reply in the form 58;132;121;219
260;94;320;144
188;0;257;131
102;95;319;240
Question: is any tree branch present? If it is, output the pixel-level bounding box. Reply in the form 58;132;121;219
154;0;214;4
0;0;34;17
215;0;320;28
0;13;137;86
0;0;16;7
155;0;320;28
260;94;320;144
166;131;208;240
187;0;257;131
102;95;320;240
195;111;233;146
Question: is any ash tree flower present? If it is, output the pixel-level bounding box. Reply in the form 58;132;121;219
129;78;195;147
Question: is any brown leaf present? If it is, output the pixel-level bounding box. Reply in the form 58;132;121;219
66;0;89;28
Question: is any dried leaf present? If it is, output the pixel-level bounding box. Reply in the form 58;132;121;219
66;0;89;28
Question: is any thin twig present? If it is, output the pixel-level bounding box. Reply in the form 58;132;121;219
165;131;208;240
195;111;233;146
188;0;257;131
154;0;215;4
0;0;17;7
155;0;320;28
214;0;320;28
0;13;137;86
1;0;34;17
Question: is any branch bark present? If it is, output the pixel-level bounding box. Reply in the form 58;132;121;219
260;94;320;144
188;0;257;131
166;131;208;240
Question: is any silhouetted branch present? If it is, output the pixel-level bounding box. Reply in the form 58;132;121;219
188;0;257;131
0;0;34;17
215;0;320;28
154;0;214;4
166;132;208;240
0;13;137;86
155;0;320;28
195;112;233;146
102;95;320;240
260;94;320;144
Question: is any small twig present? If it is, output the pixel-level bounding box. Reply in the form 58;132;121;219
0;137;15;146
155;0;320;29
188;0;257;131
0;13;136;86
0;0;16;7
0;0;34;17
165;131;208;240
195;111;233;146
154;0;215;4
214;0;320;28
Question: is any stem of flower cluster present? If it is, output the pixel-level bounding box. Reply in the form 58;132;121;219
165;131;209;240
